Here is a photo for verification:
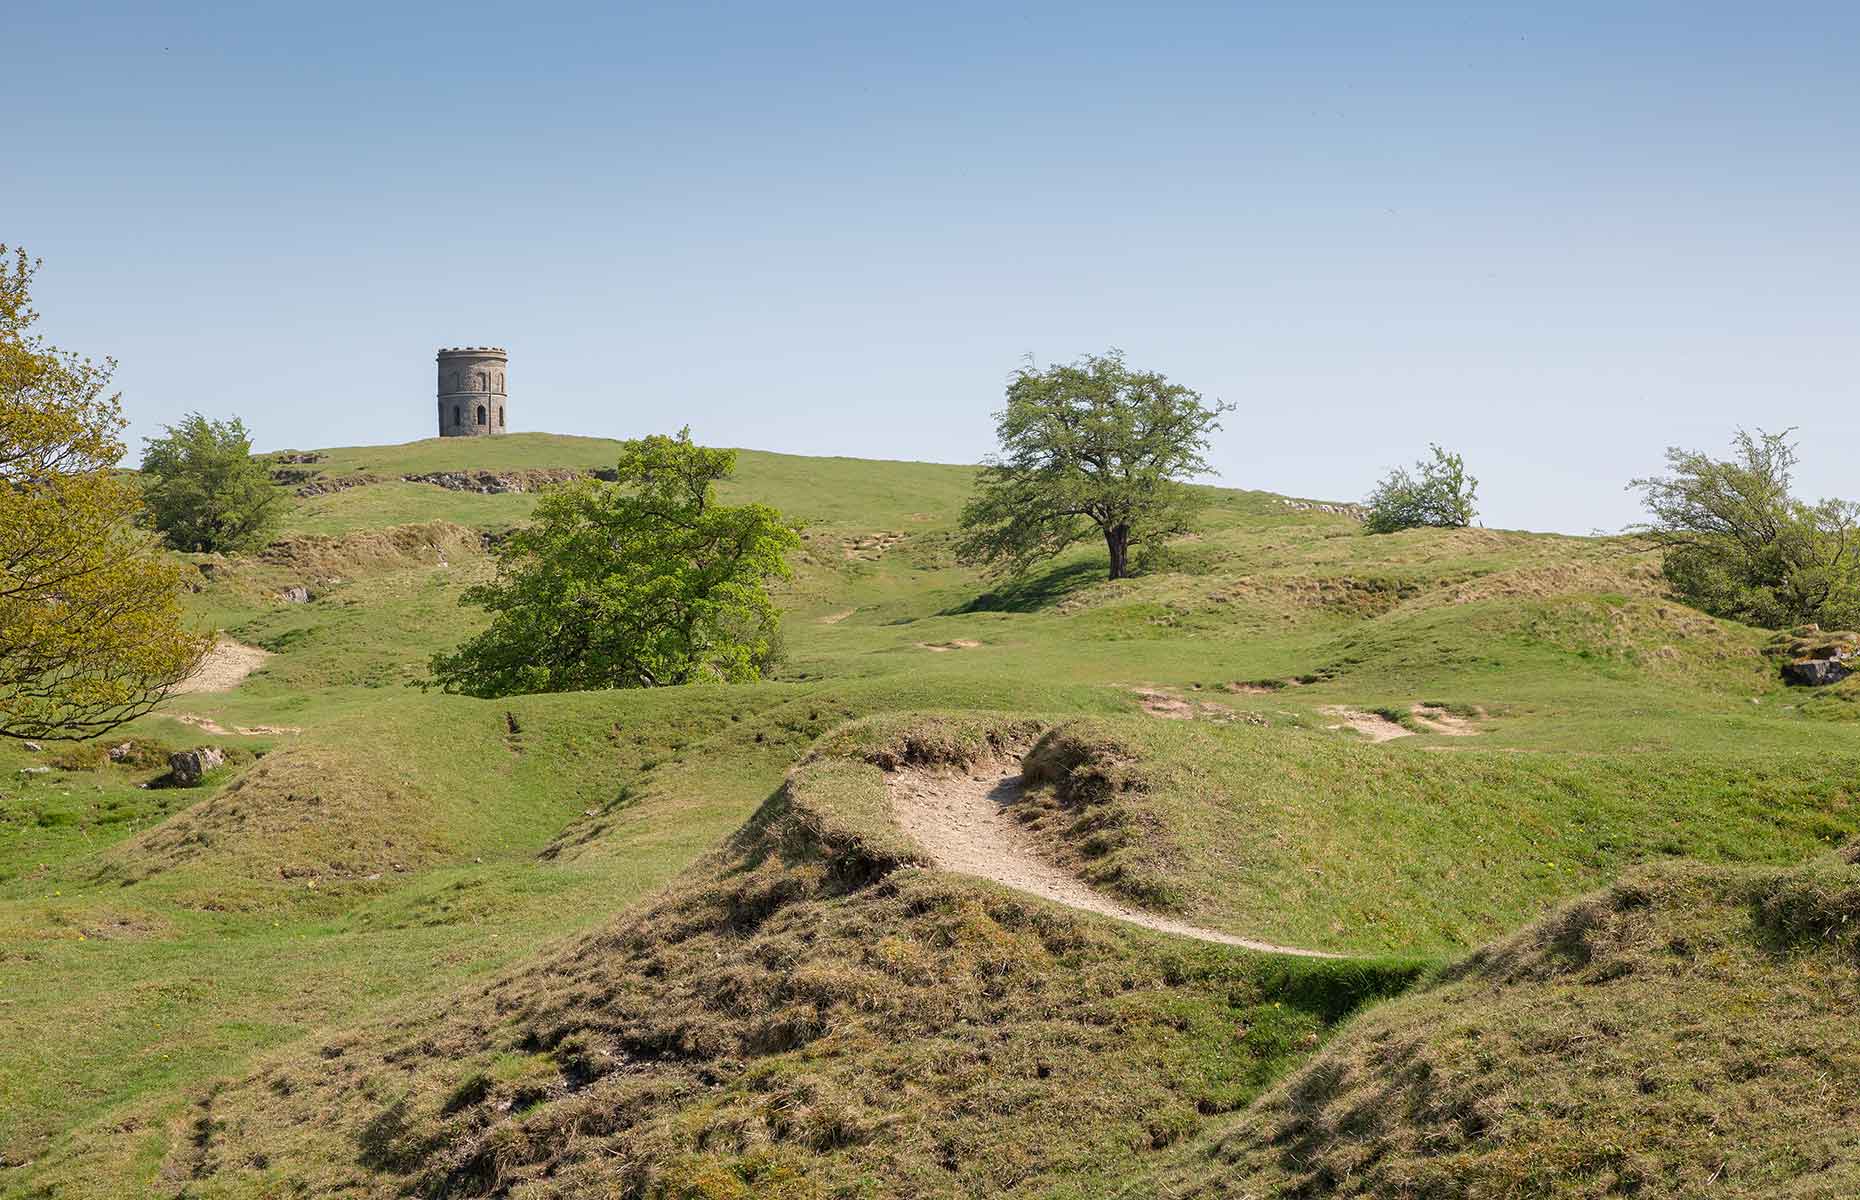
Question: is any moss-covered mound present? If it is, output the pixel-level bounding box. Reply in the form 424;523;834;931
1165;856;1860;1199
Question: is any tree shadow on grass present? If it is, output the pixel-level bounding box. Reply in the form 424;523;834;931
944;559;1104;614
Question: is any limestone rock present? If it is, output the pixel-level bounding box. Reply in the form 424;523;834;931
170;747;225;786
279;585;312;604
1783;658;1853;687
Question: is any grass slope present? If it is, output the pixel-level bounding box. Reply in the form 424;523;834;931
4;430;1859;1196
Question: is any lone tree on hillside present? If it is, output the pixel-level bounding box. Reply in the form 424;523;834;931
0;247;208;740
429;428;800;697
1363;444;1479;534
140;413;282;553
1629;428;1860;630
957;351;1232;582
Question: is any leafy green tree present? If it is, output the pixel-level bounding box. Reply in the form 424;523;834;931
1363;444;1479;534
429;428;800;697
1;246;209;740
956;351;1231;582
1629;428;1860;630
140;413;282;553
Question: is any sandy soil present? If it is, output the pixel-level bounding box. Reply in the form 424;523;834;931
169;638;271;695
1133;688;1196;719
1319;705;1413;742
887;763;1336;957
919;639;982;652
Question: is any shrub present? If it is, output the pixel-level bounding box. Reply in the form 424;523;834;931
429;428;800;697
1363;445;1478;534
140;413;283;553
1629;428;1860;630
1;246;208;741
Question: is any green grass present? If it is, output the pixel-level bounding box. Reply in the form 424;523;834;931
5;431;1860;1195
1012;716;1860;955
277;434;981;536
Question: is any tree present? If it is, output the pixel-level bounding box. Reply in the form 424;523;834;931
1363;444;1479;534
429;428;800;697
1;247;208;740
956;351;1232;582
140;413;282;553
1629;428;1860;630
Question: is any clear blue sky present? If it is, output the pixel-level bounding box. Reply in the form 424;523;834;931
7;2;1857;533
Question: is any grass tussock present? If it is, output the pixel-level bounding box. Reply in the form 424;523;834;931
1017;719;1188;911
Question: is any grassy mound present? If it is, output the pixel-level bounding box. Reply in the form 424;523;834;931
90;719;1419;1199
1164;855;1860;1198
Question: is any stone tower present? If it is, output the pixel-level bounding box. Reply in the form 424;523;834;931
436;347;508;437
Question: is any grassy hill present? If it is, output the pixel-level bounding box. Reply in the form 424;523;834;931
4;432;1859;1196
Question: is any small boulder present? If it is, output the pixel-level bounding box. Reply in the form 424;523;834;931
18;766;51;777
169;747;226;786
1784;658;1853;687
279;585;311;604
22;741;42;753
107;742;135;762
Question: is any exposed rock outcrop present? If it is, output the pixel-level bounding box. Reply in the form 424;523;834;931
1767;625;1859;687
402;468;586;494
1277;498;1367;520
169;747;225;786
294;473;379;498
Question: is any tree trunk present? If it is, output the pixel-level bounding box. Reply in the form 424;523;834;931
1105;525;1130;580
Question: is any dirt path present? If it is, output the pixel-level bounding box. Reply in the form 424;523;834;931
169;638;271;695
887;764;1338;958
170;713;302;737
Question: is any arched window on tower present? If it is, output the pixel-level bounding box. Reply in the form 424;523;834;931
476;371;487;392
477;405;487;426
497;407;504;427
453;404;462;426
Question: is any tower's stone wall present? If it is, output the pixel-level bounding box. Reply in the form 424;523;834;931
436;347;508;437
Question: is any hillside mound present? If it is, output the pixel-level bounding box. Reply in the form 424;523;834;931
93;739;452;907
1165;856;1860;1198
257;520;486;579
126;716;1417;1198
